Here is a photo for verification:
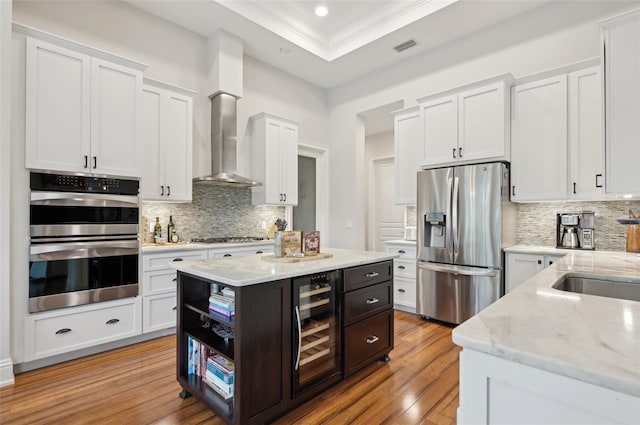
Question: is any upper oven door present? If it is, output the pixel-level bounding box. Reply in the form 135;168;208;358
30;191;139;238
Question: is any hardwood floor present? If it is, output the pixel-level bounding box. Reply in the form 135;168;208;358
0;311;460;425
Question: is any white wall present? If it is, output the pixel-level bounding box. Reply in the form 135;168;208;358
0;0;15;387
326;1;637;249
8;0;328;364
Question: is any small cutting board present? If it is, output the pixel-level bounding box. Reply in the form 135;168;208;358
261;252;333;263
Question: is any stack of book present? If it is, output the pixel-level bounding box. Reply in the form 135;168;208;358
205;354;235;400
187;336;210;377
209;292;235;318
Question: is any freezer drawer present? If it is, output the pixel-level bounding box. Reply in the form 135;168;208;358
416;262;502;325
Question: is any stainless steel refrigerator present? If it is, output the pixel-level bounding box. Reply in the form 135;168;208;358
416;162;515;325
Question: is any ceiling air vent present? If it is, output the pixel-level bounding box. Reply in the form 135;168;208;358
394;39;417;52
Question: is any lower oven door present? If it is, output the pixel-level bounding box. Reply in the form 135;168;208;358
29;239;139;313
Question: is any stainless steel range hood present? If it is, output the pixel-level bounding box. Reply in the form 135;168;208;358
193;92;261;187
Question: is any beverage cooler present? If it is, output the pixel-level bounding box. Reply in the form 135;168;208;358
292;270;341;398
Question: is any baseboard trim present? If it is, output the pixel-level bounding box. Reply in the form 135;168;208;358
0;357;15;387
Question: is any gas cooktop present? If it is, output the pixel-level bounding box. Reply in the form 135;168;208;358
190;237;268;244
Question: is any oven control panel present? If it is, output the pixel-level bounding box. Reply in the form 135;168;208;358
30;172;139;195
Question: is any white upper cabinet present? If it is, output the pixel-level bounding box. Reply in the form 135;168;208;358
418;75;512;169
25;38;90;173
251;113;299;205
141;80;194;202
601;9;640;196
393;106;422;205
568;66;604;199
24;33;145;178
511;75;568;201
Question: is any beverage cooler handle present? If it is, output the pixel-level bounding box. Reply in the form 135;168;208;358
294;306;302;371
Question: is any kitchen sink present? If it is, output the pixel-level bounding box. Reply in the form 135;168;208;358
553;274;640;302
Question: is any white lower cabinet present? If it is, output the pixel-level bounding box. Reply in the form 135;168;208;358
24;297;141;362
384;241;417;313
506;252;565;293
142;293;177;334
458;349;640;425
208;245;271;259
142;249;207;333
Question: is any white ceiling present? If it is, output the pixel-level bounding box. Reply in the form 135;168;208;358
127;0;551;89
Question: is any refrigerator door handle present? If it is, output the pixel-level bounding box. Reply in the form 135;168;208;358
417;261;497;278
452;176;460;261
446;177;453;259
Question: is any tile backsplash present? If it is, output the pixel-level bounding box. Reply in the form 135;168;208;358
405;201;640;251
141;184;285;243
516;201;640;251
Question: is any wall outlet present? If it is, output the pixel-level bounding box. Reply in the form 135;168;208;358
149;222;155;233
346;220;353;229
261;221;267;230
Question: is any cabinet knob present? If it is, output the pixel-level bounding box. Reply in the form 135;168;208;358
537;260;542;265
55;328;71;335
548;261;553;265
106;318;120;325
365;335;379;344
366;297;379;304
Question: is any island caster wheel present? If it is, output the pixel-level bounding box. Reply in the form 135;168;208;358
179;389;192;399
421;315;430;321
380;354;391;363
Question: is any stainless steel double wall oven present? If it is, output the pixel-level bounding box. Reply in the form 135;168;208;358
29;172;140;313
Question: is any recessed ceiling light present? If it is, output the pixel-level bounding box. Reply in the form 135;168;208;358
280;47;291;54
315;6;328;17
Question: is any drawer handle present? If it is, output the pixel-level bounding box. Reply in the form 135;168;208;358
172;277;177;282
256;250;263;254
365;335;379;344
365;272;379;278
106;318;120;325
398;288;406;293
366;297;379;304
172;258;183;262
172;306;177;311
397;265;406;270
55;328;71;335
223;253;232;257
398;250;406;254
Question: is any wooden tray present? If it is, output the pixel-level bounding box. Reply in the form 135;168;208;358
261;252;333;263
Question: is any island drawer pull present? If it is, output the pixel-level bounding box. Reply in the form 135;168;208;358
365;335;379;344
55;328;71;335
365;272;379;278
106;318;120;325
366;297;379;305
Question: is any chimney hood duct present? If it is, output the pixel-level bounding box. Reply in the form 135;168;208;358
193;92;261;187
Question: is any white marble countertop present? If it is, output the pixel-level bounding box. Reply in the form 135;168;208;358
504;244;594;256
171;247;398;286
383;239;417;246
452;250;640;397
141;240;274;253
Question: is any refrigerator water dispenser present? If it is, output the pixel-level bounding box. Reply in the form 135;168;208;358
424;212;446;248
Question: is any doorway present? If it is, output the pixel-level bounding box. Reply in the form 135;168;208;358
289;143;329;243
369;156;404;251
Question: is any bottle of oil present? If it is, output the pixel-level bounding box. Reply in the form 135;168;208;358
153;217;162;243
167;215;175;243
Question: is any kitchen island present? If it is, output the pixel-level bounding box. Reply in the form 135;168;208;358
453;250;640;424
171;248;397;425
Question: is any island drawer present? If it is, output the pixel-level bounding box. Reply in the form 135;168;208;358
343;281;392;325
343;260;393;292
343;310;393;377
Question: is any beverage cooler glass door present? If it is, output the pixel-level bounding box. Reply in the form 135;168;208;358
416;262;501;325
292;271;341;398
